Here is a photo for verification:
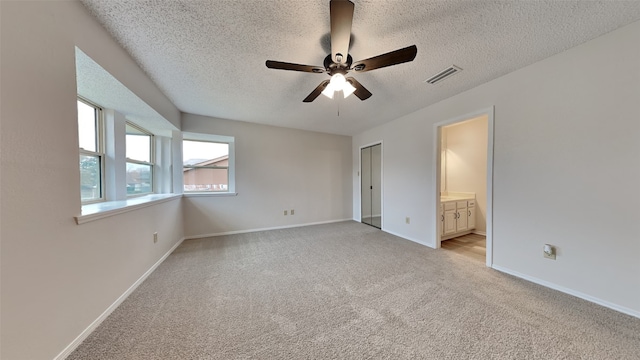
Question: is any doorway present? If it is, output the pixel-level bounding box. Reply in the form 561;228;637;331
361;143;382;229
434;108;494;267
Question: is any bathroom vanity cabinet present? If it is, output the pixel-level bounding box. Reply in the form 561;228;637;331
440;195;476;240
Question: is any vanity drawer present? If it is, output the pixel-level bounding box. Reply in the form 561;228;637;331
467;200;475;208
443;202;456;211
457;201;468;209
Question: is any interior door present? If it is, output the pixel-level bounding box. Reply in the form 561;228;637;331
361;147;372;226
361;144;381;229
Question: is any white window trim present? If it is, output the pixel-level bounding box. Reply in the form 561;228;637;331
78;109;180;224
76;194;181;224
182;192;238;197
182;132;236;194
78;97;105;204
126;122;155;197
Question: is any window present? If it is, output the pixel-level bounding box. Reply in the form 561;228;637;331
183;140;230;192
78;98;104;203
126;123;154;196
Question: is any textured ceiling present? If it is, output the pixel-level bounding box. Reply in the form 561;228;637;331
76;48;177;137
79;0;640;136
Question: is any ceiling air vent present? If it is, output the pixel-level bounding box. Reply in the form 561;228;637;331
425;65;462;84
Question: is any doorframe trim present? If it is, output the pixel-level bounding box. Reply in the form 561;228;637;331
432;107;494;267
359;141;383;229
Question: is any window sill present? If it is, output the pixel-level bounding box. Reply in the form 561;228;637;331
76;194;181;224
182;192;238;198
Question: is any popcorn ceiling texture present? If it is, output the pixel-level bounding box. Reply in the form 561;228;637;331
80;0;640;135
76;48;178;137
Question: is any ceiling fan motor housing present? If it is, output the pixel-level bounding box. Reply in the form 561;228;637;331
265;0;417;102
324;54;353;76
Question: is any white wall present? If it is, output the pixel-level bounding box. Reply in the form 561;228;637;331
0;2;184;359
182;114;352;237
443;116;488;233
352;21;640;316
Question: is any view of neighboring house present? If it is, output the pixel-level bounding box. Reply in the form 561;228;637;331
125;164;152;195
183;155;229;192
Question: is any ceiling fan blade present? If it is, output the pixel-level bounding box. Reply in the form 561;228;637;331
303;80;331;102
330;0;354;64
346;77;372;101
351;45;417;73
266;60;325;73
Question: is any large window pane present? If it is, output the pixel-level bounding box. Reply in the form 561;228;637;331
78;100;97;152
183;168;228;192
126;162;153;195
183;140;229;192
80;154;101;201
183;140;228;164
126;124;151;162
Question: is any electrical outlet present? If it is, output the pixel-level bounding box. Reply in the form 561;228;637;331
406;217;410;224
284;210;288;216
153;232;158;243
543;244;556;260
291;209;295;215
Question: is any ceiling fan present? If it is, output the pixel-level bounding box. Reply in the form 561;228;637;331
266;0;417;103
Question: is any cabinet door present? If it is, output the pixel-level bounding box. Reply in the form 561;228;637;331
456;207;468;232
444;209;456;235
468;206;476;230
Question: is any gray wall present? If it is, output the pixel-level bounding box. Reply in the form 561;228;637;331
1;2;184;359
182;114;353;237
352;20;640;316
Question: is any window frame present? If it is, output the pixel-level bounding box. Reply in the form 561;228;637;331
125;122;155;197
182;135;234;194
78;97;105;204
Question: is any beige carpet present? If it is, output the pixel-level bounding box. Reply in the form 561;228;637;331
69;221;640;359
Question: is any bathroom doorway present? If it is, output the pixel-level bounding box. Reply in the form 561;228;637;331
361;143;382;229
434;108;494;266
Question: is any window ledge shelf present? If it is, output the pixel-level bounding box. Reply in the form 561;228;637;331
182;192;238;198
76;194;181;224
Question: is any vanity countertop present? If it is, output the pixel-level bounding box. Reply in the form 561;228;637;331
440;193;475;202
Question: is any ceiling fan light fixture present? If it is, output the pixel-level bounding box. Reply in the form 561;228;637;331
322;73;355;99
266;0;417;103
343;80;356;98
321;85;335;99
330;73;347;88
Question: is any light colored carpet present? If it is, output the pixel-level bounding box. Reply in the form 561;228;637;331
69;221;640;359
361;216;381;228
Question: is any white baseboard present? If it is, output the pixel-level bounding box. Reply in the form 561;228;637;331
473;230;487;236
382;229;435;249
491;264;640;319
54;237;186;360
185;218;354;240
348;219;435;249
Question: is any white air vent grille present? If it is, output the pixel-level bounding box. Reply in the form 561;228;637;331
425;65;462;84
